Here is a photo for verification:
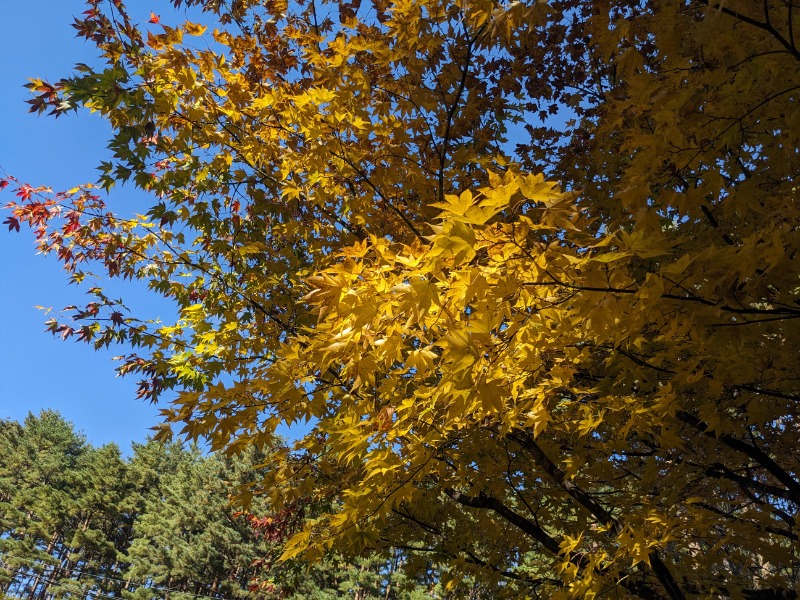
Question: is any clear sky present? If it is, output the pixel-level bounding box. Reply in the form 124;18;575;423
0;0;174;448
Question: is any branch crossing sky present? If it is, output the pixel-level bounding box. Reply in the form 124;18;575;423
0;0;171;448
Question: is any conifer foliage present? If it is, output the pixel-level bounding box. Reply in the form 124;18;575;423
0;412;437;599
3;0;800;597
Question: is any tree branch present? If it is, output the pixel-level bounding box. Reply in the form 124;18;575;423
508;431;686;600
703;1;800;63
444;488;668;600
677;411;800;504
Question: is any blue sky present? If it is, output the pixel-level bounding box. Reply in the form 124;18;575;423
0;0;173;447
0;0;317;450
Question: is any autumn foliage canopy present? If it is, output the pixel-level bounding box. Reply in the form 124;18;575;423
4;0;800;597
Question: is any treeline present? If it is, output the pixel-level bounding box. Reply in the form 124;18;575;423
0;411;449;599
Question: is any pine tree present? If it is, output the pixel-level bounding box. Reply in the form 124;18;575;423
0;411;86;599
0;412;443;598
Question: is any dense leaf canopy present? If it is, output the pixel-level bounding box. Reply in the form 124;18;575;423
4;0;800;597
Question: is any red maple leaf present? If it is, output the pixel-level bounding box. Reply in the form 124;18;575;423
0;179;9;190
16;184;33;201
148;12;160;24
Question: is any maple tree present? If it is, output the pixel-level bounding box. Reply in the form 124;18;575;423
4;0;800;597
